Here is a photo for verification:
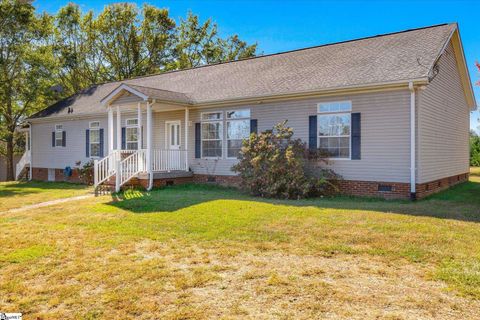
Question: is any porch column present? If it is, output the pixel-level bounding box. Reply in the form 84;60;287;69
108;107;114;154
146;101;153;190
184;107;189;171
116;106;121;150
137;102;142;150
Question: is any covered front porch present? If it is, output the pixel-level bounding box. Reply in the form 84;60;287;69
94;83;193;192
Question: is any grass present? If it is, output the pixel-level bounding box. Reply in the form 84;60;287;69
0;180;92;211
0;169;479;318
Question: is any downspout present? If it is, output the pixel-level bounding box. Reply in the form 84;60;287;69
28;122;32;181
146;101;153;191
409;82;416;200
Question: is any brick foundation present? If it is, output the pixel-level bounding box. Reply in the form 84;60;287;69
416;172;469;199
337;172;469;200
31;167;469;200
192;174;241;187
337;179;411;200
31;167;82;183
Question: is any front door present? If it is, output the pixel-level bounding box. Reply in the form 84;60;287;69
166;121;181;150
165;121;181;170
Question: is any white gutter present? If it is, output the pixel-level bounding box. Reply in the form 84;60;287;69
28;123;32;181
409;82;416;199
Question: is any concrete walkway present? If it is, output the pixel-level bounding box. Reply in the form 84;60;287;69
4;194;94;214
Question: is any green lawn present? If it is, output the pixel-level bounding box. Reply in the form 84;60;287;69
0;169;479;319
0;180;92;211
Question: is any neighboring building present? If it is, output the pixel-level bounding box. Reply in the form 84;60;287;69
18;23;476;199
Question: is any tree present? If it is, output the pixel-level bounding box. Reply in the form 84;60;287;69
174;12;257;69
0;0;55;180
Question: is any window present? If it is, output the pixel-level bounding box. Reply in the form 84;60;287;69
226;109;250;158
126;118;138;150
317;101;351;159
89;121;100;157
55;124;63;147
201;112;223;158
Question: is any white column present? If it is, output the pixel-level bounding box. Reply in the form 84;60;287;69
116;106;122;150
146;102;153;190
137;102;142;150
108;107;114;154
184;107;189;171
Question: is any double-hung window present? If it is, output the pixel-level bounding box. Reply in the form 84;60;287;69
55;124;63;147
126;118;139;150
201;112;223;158
226;109;250;158
89;121;100;157
317;101;351;159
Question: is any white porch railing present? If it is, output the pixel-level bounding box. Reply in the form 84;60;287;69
15;151;31;180
119;150;147;188
152;149;187;172
94;149;188;193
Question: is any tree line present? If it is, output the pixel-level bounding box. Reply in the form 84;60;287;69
0;0;257;180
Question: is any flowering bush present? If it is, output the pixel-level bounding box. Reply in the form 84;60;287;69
232;121;340;199
78;160;94;185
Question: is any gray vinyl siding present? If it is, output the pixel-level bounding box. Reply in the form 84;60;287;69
31;117;110;169
187;90;411;182
30;90;412;183
417;42;470;183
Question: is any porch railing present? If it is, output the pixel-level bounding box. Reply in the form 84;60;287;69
94;149;188;193
15;150;31;180
119;149;147;188
153;149;187;172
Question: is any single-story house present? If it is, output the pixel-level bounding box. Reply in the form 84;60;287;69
18;23;476;199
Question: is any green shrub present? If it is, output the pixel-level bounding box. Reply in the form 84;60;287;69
232;121;339;199
471;135;480;167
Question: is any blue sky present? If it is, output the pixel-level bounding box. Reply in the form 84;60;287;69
35;0;480;132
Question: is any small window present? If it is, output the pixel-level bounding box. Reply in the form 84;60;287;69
202;112;222;121
55;124;63;147
89;121;101;157
317;101;351;159
226;109;250;158
126;118;139;150
201;112;223;158
126;118;138;126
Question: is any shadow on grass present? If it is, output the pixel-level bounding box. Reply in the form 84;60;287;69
107;179;480;223
0;181;88;198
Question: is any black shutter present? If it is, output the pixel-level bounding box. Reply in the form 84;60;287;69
52;132;55;147
195;122;201;158
121;127;126;150
62;131;66;147
99;128;104;157
351;113;361;160
308;115;317;151
85;129;90;157
250;119;258;134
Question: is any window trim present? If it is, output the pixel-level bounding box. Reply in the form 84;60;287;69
125;118;139;150
226;109;251;159
200;111;224;159
89;121;101;158
317;101;352;160
54;124;63;147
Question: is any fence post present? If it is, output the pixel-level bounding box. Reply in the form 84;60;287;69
94;159;98;188
115;159;121;193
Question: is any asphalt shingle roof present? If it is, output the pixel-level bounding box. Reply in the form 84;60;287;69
30;23;456;119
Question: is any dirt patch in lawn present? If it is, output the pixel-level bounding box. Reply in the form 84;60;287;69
132;241;479;320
